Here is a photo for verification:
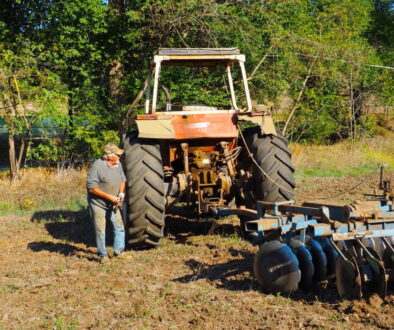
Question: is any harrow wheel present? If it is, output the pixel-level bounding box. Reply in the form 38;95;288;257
254;240;301;293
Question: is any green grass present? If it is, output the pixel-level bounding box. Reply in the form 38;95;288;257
296;164;378;178
53;315;79;330
0;201;14;216
292;136;393;179
0;196;87;217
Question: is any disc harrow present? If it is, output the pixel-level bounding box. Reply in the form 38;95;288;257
213;169;394;299
248;187;393;298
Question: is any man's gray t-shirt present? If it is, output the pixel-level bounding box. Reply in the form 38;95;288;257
87;159;126;209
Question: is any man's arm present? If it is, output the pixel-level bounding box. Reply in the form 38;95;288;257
119;181;125;194
89;187;119;205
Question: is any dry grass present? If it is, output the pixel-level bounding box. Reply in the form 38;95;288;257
291;136;394;178
0;135;392;216
0;167;87;216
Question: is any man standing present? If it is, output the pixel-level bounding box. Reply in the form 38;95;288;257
87;143;126;263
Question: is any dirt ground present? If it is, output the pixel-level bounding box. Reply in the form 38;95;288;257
0;171;393;329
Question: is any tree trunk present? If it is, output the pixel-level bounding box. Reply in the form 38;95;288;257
8;133;17;179
109;0;125;13
107;0;126;107
108;60;125;106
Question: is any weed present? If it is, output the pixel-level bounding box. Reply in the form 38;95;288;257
181;303;195;309
132;297;152;319
53;315;79;330
55;263;67;275
44;298;56;307
274;292;293;305
0;201;14;215
0;282;20;293
99;263;114;274
140;257;153;264
326;314;343;323
10;283;19;293
223;233;243;245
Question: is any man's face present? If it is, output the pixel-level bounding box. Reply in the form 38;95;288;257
107;153;121;165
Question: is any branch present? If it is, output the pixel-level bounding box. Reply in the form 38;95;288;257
283;58;316;135
247;45;274;81
122;74;150;132
173;26;190;48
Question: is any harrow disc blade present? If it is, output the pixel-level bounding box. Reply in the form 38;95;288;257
294;235;328;282
318;238;338;277
372;238;385;258
336;250;362;299
290;239;314;291
308;238;328;282
364;247;387;298
382;244;394;270
382;244;394;283
254;240;301;293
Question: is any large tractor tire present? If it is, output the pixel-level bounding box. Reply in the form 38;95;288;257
238;126;295;211
123;133;165;249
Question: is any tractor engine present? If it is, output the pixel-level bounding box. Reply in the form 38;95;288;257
164;140;240;214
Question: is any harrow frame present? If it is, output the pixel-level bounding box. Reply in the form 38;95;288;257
212;169;394;299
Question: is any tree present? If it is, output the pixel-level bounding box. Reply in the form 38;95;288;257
0;43;68;179
0;0;392;168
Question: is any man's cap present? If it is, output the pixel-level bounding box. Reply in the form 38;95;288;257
103;143;124;156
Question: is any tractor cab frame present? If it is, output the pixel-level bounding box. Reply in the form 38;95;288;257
145;48;252;113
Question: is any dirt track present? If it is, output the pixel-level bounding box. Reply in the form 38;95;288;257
0;171;393;329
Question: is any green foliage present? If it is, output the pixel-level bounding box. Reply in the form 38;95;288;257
0;0;393;169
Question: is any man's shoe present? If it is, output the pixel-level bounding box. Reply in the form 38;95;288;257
114;252;131;260
99;255;110;264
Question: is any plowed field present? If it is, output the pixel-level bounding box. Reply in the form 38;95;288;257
0;171;393;329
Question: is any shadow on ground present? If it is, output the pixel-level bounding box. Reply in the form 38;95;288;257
27;241;97;261
174;248;341;302
165;205;241;245
173;248;256;291
29;209;100;261
30;209;96;247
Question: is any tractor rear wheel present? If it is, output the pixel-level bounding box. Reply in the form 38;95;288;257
238;126;295;217
123;133;165;249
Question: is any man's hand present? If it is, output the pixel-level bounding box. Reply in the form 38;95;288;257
118;192;125;204
108;194;121;205
89;187;123;206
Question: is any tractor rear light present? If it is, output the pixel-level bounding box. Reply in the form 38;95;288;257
136;114;158;120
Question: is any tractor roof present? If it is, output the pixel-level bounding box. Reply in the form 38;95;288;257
153;48;245;67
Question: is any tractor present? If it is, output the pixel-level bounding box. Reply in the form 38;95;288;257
122;48;394;299
122;48;295;249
